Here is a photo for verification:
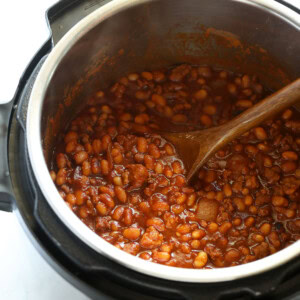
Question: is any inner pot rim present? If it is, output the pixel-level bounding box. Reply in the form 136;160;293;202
26;0;300;283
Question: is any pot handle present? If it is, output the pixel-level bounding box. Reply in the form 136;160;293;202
46;0;113;46
0;39;52;213
0;101;15;212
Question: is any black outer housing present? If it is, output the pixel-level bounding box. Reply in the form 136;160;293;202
6;1;300;299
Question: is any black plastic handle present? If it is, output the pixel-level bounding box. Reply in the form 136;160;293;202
46;0;113;46
0;101;15;212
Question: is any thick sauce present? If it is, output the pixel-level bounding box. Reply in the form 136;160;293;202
50;65;300;269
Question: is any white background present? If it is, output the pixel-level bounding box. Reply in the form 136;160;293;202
0;1;299;300
0;1;88;299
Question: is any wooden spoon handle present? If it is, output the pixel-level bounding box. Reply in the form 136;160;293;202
218;78;300;144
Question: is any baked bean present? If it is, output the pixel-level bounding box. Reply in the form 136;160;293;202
225;249;241;264
187;193;196;207
115;186;127;203
244;195;253;206
102;135;112;151
152;94;166;106
242;75;250;88
171;204;184;215
101;105;112;113
148;143;161;159
263;155;273;167
113;176;123;186
245;145;258;156
56;168;67;186
154;162;163;174
101;159;109;175
248;205;258;214
152;71;165;82
137;137;148;153
227;83;237;95
282;109;293;120
64;131;78;144
123;227;141;240
194;89;208;100
135;90;150;100
236;100;253;108
91;158;100;174
205;170;216;183
66;193;76;205
141;71;153;81
74;151;88;165
50;171;56;182
144;155;154;170
281;161;297;173
96;202;108;215
207;222;218;233
172;114;188;123
123;208;133;226
146;217;165;232
233;198;246;212
99;186;115;198
193;251;208;268
139;252;151;260
272;196;288;207
172;161;182;174
92;139;102;154
112;206;124;221
163;106;174;118
84;143;93;154
260;223;271;236
252;234;264;243
135;113;150;125
164;143;174;155
198;66;212;78
254;127;267;140
56;153;67;169
75;190;86;205
197;78;206;85
153;251;171;262
79;206;88;218
233;218;242;227
52;64;299;270
99;193;115;208
120;113;132;121
223;184;232;197
128;73;139;81
65;141;77;153
245;216;255;227
219;222;232;234
192;229;206;239
282;151;298;161
82;161;91;176
203;105;217;116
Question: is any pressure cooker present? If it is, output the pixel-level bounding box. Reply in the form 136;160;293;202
1;0;299;299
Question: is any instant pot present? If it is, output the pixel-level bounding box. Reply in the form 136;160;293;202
1;0;300;298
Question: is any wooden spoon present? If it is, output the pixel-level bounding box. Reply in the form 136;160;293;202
160;78;300;182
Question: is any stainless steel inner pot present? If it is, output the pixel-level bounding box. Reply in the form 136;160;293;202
27;0;300;282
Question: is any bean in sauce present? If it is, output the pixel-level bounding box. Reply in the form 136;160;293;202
50;65;300;269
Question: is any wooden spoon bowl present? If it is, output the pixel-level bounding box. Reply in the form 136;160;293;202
160;78;300;182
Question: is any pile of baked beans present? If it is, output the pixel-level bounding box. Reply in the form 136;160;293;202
50;64;300;269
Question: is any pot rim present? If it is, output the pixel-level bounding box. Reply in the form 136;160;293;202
27;0;300;283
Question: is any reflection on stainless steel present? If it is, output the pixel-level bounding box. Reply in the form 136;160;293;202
27;0;300;282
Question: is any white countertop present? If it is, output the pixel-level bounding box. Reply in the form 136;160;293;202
0;1;88;299
0;1;299;300
0;211;89;300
